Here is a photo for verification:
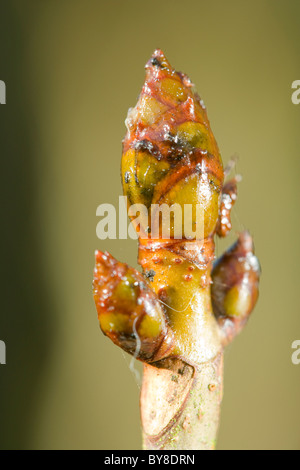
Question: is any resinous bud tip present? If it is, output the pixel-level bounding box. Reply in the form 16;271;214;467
145;49;173;73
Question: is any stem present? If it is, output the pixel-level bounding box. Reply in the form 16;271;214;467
141;354;223;450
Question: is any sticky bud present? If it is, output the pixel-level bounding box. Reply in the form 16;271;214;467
211;231;260;342
121;49;224;240
93;251;174;362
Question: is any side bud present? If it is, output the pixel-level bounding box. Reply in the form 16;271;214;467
211;231;260;344
93;251;174;362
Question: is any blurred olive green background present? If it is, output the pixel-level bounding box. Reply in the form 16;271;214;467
0;0;299;450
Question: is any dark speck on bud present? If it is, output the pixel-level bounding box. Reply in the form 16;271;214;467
151;57;162;68
144;269;156;282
